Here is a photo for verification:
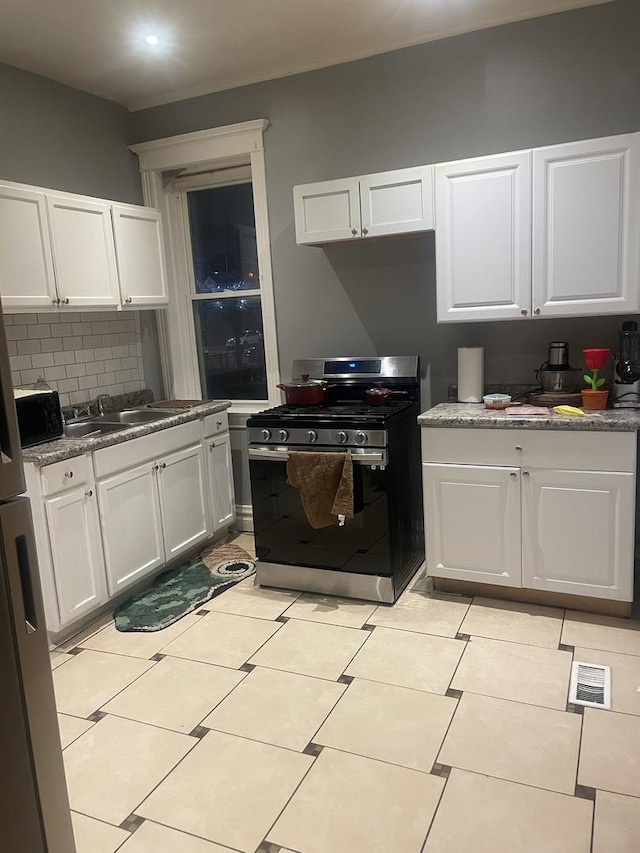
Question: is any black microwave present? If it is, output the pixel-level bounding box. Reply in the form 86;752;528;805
14;389;64;448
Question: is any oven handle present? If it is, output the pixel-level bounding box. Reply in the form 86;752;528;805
248;446;387;466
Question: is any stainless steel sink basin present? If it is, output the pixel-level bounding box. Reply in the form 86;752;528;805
100;409;176;425
63;421;128;439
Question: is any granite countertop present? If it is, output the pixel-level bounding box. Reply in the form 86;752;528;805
418;403;640;432
24;401;232;467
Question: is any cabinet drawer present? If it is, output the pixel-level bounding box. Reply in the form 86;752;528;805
203;411;229;438
94;421;201;479
422;427;636;472
42;455;89;496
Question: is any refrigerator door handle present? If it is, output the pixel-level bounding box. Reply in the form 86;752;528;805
15;534;37;634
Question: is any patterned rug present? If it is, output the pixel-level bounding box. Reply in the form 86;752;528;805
113;542;255;632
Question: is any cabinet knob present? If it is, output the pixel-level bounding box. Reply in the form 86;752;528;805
160;462;166;469
125;296;133;304
515;445;523;451
534;307;541;315
209;443;215;452
64;471;73;479
362;227;369;236
152;463;159;471
523;470;530;477
85;489;93;497
52;297;59;305
510;472;517;478
351;228;358;236
62;297;70;305
216;420;222;429
520;309;528;316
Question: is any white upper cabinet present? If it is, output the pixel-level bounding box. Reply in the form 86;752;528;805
294;166;434;245
532;134;640;317
112;205;168;307
0;187;58;309
47;195;120;308
359;166;433;238
435;152;532;322
294;177;361;244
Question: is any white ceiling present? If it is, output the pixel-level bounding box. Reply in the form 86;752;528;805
0;0;614;110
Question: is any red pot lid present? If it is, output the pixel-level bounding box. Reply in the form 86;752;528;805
283;373;326;387
366;381;390;396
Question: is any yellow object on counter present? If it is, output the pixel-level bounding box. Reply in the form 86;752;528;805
552;405;586;417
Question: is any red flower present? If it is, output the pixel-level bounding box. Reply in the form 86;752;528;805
583;348;610;370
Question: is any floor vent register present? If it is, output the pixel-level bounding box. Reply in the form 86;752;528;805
569;661;612;709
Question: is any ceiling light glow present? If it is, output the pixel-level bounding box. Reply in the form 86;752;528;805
144;34;159;45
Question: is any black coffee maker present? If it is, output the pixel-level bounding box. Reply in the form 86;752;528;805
612;321;640;408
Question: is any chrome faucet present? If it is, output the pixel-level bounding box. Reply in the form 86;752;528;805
72;393;109;420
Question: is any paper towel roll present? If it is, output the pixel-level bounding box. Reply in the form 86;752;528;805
458;347;484;402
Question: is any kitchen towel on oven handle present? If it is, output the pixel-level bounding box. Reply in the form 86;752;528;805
286;450;354;529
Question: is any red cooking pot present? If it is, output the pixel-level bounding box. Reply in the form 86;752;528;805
364;382;410;406
277;374;333;405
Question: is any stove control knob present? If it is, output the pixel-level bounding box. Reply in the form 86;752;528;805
260;429;272;442
278;429;289;442
337;431;348;444
355;431;368;446
307;430;318;443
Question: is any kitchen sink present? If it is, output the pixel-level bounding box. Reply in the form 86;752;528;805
63;421;128;439
99;409;176;425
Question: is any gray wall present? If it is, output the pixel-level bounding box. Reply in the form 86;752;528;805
0;62;141;203
130;0;640;504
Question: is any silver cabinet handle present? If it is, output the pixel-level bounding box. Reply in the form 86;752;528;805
510;472;517;478
534;307;541;315
125;296;132;304
160;462;166;469
362;227;369;236
523;470;530;477
62;297;70;304
152;463;159;471
85;489;93;497
64;471;73;479
209;443;215;452
520;309;528;316
351;228;358;236
216;420;222;429
515;445;523;451
52;297;59;305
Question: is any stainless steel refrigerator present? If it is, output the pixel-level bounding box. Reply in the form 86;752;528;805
0;309;76;852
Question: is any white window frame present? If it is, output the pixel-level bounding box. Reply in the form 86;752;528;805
129;120;280;414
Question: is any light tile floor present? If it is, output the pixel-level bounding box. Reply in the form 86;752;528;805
51;538;640;853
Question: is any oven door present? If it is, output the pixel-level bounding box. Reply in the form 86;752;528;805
248;446;390;576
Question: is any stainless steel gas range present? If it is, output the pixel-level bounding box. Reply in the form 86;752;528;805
247;356;424;603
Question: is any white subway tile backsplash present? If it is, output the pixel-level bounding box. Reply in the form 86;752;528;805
27;324;51;339
44;366;67;381
9;310;146;402
17;340;42;355
40;339;63;353
31;353;55;369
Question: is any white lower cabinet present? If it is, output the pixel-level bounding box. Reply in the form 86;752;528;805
422;428;636;602
522;468;634;601
44;486;107;626
423;463;522;587
157;444;210;561
207;433;235;531
97;462;165;596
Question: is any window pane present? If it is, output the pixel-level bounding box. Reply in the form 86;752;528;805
187;184;260;294
193;297;267;400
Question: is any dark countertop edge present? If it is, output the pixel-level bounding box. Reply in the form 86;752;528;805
23;401;232;467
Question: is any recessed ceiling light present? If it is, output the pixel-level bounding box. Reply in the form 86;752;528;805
144;34;160;45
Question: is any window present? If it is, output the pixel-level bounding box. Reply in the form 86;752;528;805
182;177;268;400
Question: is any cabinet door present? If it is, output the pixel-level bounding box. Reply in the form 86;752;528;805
532;134;640;317
44;487;106;627
522;468;634;601
360;166;434;237
97;462;164;595
294;178;361;244
423;463;521;586
207;433;236;531
0;186;57;310
47;195;120;307
112;205;168;307
435;151;532;322
157;444;210;561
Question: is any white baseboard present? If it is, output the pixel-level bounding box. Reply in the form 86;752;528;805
234;504;254;532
